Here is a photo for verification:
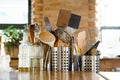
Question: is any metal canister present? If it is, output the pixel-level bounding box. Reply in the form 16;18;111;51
51;47;59;71
81;55;100;73
51;47;70;71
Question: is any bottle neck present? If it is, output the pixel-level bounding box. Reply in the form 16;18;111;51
23;31;29;43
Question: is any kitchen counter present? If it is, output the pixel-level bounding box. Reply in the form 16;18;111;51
0;70;105;80
100;57;120;60
99;72;120;80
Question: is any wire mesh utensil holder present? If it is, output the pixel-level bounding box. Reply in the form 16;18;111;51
81;55;100;73
51;47;70;71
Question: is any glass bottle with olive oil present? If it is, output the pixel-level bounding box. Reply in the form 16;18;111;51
18;25;31;71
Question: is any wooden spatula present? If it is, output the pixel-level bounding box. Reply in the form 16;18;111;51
39;31;56;70
77;30;86;55
56;9;71;29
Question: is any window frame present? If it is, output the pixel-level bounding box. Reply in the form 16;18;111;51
100;26;120;42
0;0;31;29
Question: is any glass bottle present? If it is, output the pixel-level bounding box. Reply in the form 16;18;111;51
30;23;44;71
18;25;31;71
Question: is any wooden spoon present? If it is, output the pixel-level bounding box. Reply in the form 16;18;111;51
39;31;56;47
39;31;56;70
29;24;35;44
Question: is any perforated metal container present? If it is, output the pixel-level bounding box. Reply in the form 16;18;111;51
61;47;70;71
81;55;100;73
51;47;70;71
51;47;60;71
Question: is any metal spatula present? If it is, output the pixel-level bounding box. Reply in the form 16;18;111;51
44;16;52;32
53;29;71;43
68;13;81;29
66;13;81;36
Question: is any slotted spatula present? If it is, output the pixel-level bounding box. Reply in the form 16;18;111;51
66;13;81;36
68;13;81;29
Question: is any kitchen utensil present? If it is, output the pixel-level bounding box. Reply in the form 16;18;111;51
53;29;72;43
39;24;56;70
34;23;41;44
73;30;87;71
84;41;100;55
91;49;97;56
64;42;70;47
77;30;87;55
56;9;71;29
39;31;56;70
44;46;51;70
71;37;80;71
68;13;81;29
29;24;35;44
54;39;63;47
66;13;81;36
39;32;56;47
44;16;52;32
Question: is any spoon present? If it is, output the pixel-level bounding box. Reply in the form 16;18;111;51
39;31;55;47
39;31;56;70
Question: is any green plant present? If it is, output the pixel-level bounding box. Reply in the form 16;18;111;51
4;25;23;55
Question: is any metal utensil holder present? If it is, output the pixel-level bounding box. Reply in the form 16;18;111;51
51;47;70;71
81;55;100;73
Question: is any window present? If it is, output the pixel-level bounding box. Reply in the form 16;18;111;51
0;0;31;29
97;0;120;58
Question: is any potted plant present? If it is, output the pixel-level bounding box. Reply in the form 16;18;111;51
3;25;23;58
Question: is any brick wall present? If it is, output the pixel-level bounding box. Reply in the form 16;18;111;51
31;0;97;53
